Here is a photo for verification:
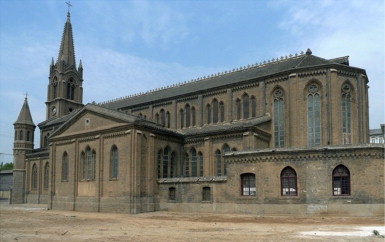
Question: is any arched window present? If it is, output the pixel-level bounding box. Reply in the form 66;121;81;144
138;113;143;118
243;93;249;119
184;153;189;177
62;152;69;181
202;187;211;201
14;130;17;141
273;88;285;148
44;162;49;189
31;164;38;190
215;150;222;176
185;104;191;128
44;135;48;147
212;99;219;124
180;109;184;129
166;111;171;128
170;152;176;178
219;102;225;122
80;152;86;180
241;173;256;196
169;187;176;201
163;147;169;178
191;107;196;127
235;99;241;120
19;130;23;140
206;104;211;124
155;113;160;124
281;167;297;196
198;152;204;177
191;148;197;177
222;144;230;176
251;96;256;118
333;165;350;196
53;81;58;99
308;83;321;146
67;79;75;100
342;83;352;144
160;109;165;127
110;146;118;179
27;131;30;141
157;149;162;178
86;147;92;179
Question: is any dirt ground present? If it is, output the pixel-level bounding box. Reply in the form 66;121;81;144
0;201;384;242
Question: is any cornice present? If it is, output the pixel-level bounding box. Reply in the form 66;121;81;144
297;69;327;78
225;145;385;164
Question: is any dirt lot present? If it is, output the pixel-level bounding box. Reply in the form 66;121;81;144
0;201;384;241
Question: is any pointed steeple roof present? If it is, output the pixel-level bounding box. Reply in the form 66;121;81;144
14;97;35;126
57;12;76;68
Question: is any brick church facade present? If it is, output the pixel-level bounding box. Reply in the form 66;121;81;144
12;12;384;216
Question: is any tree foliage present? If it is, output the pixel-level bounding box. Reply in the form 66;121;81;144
0;162;13;171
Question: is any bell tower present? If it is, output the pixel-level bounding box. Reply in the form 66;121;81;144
46;11;83;120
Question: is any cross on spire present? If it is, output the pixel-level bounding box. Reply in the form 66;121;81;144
65;1;72;13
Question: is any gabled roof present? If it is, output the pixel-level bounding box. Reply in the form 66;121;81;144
101;50;362;110
50;103;182;138
14;97;35;126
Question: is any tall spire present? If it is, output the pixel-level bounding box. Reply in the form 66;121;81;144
14;96;35;126
57;10;76;69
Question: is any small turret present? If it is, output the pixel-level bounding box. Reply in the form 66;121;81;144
78;59;83;78
12;96;36;204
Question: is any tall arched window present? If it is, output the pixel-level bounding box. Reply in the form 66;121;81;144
110;146;118;179
251;96;256;118
166;111;171;128
333;165;350;196
44;162;49;189
273;88;285;148
219;102;225;122
308;83;321;146
191;148;197;177
157;149;162;178
27;131;30;141
170;152;176;178
180;109;184;129
243;93;249;119
160;109;165;127
92;150;96;179
241;173;256;196
86;147;92;179
80;152;86;180
184;153;189;177
212;99;219;124
62;152;69;181
185;104;191;128
67;79;75;100
163;147;169;178
215;150;222;176
19;130;23;140
31;164;38;190
342;83;352;144
223;144;230;176
155;113;159;124
53;81;58;99
206;104;211;124
198;152;204;177
235;99;241;120
281;167;297;196
191;107;196;127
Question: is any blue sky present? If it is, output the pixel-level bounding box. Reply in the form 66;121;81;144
0;0;384;163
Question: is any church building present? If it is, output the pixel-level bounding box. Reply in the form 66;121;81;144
12;11;384;216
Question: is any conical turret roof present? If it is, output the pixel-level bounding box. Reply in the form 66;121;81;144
57;12;76;68
14;97;35;126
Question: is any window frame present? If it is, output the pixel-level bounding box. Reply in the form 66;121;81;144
241;173;256;196
280;167;297;196
332;165;350;196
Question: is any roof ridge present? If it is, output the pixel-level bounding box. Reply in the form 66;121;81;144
99;50;308;105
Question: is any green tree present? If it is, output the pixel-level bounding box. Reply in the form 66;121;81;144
0;162;13;171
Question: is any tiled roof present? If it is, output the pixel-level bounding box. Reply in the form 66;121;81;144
101;51;358;110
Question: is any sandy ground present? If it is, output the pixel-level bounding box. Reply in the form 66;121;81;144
0;201;384;242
